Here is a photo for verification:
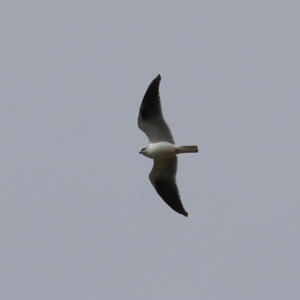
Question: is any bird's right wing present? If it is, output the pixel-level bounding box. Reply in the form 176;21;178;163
138;75;175;144
149;157;188;217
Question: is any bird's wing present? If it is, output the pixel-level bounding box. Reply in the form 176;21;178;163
138;75;175;144
149;157;188;217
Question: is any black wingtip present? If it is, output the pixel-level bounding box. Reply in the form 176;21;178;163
181;211;188;217
149;74;161;86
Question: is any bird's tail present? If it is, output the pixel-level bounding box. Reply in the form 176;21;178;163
177;145;198;154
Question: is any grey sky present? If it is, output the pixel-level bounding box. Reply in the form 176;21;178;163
1;1;300;299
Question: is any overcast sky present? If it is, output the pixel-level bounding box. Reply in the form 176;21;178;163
1;1;300;299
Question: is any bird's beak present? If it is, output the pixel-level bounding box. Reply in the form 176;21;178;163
139;151;142;154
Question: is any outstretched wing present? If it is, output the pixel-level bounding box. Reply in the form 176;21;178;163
138;75;175;144
149;157;188;217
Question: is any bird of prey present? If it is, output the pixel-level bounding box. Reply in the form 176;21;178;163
138;75;198;217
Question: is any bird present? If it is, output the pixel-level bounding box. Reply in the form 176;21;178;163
138;74;198;217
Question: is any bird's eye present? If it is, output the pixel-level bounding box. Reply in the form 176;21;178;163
141;147;146;151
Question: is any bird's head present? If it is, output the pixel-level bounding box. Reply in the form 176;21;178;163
139;147;147;155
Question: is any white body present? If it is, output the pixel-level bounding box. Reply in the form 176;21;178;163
140;142;177;159
140;142;198;159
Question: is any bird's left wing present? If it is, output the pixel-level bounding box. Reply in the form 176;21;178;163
138;75;175;144
149;157;188;217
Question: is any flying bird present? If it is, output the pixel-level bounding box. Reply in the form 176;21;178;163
138;75;198;217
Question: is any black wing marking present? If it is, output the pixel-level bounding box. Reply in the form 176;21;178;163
149;157;188;217
138;75;175;144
